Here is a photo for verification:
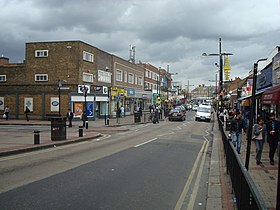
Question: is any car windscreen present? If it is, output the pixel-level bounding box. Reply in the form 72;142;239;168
197;107;210;113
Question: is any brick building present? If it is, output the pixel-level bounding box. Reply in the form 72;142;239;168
0;41;149;120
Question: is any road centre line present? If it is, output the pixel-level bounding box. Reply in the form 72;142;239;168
134;138;158;148
174;140;207;210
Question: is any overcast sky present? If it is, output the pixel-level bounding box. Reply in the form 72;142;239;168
1;0;280;90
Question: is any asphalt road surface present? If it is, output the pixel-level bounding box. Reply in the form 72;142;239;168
0;113;213;210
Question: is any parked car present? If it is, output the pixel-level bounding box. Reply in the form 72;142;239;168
192;104;198;111
195;104;212;122
168;106;186;121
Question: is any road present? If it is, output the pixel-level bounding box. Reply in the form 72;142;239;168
0;113;213;210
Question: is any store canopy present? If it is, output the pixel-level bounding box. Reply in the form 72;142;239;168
261;86;280;104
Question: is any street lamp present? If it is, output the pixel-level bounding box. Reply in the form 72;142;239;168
82;85;88;116
202;38;233;111
58;80;62;117
245;58;268;171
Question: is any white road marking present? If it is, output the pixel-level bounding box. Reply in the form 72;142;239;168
134;138;158;148
157;131;174;137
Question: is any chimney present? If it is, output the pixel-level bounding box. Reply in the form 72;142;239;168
0;55;9;65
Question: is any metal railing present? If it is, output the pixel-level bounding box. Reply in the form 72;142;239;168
218;115;267;210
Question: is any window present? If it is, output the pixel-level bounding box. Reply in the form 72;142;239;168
83;72;94;83
135;75;138;85
83;51;94;62
0;75;6;82
35;50;48;57
145;70;149;77
138;76;143;85
98;70;111;83
35;74;48;81
116;69;122;81
128;73;134;84
124;71;127;83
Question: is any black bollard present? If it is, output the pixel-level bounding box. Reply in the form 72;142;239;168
85;121;88;129
79;126;83;137
34;130;40;144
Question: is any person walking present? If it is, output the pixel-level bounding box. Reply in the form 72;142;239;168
4;106;10;120
120;106;125;118
266;113;280;165
66;109;74;127
230;111;246;154
24;106;30;121
253;117;267;165
81;111;88;128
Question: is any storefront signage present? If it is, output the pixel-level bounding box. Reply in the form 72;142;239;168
51;97;59;112
256;65;272;90
78;84;91;94
126;89;135;96
0;97;4;110
103;86;108;94
272;52;280;71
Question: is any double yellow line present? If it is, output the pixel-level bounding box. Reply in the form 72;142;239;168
174;139;209;210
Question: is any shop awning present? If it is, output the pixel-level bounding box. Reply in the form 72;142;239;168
261;86;280;104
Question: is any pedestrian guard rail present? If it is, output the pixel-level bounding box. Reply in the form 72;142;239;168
218;114;268;210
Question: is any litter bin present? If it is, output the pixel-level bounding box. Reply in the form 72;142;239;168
134;112;141;123
51;117;66;141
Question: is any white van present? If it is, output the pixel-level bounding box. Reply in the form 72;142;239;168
195;104;212;122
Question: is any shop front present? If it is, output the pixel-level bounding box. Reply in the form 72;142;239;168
135;90;152;111
111;87;126;117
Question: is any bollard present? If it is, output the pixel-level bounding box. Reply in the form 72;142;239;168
85;121;88;129
79;126;83;137
34;130;40;144
106;118;110;125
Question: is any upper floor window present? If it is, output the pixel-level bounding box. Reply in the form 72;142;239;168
35;74;48;81
145;70;149;78
128;73;134;84
138;76;143;86
83;51;94;62
135;75;138;85
83;72;94;83
116;69;123;81
124;71;127;83
35;50;48;57
0;75;6;82
98;70;111;83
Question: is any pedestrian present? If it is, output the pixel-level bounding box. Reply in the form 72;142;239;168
81;111;88;127
252;117;267;165
4;106;10;120
230;111;246;154
155;107;160;123
120;106;125;118
24;106;30;121
266;113;280;165
66;109;74;127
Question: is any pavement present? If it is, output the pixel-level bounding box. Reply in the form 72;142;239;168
0;114;278;209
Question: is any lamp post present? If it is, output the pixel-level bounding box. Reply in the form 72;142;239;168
58;80;62;117
202;38;233;111
245;58;267;170
82;85;88;116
